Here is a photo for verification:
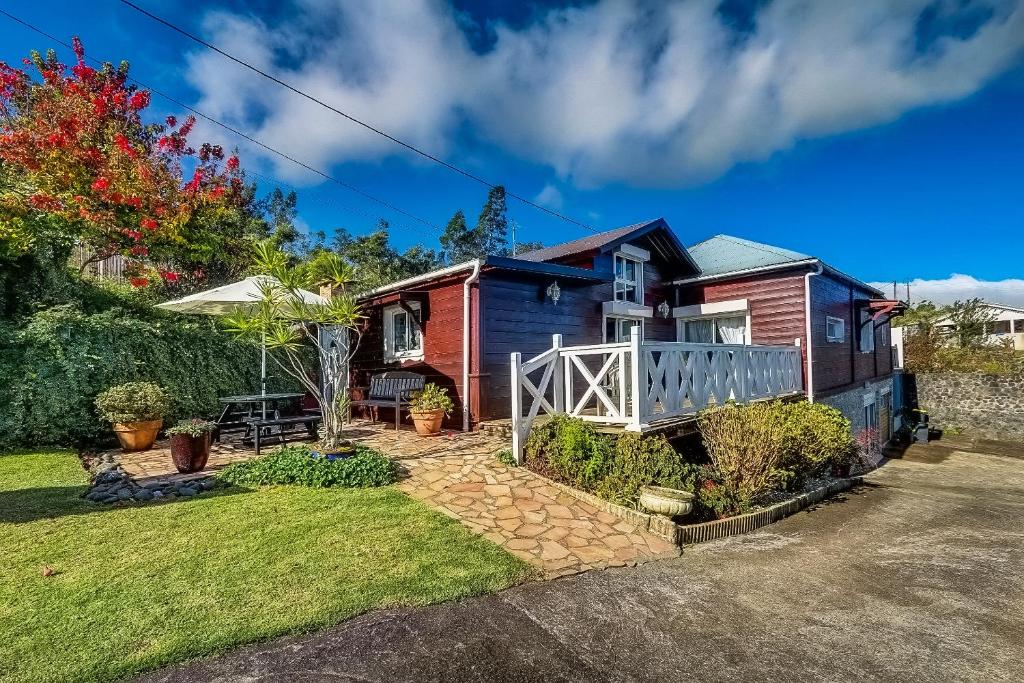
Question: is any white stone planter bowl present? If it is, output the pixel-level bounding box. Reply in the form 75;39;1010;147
639;486;695;517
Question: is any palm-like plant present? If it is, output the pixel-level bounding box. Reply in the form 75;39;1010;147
224;242;361;449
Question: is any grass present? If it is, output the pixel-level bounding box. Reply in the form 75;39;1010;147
0;450;533;683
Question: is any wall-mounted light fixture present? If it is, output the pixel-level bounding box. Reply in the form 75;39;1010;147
546;280;561;305
657;300;671;319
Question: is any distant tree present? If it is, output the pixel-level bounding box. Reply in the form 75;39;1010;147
439;209;474;264
475;186;509;256
332;220;440;293
947;298;997;349
514;240;544;255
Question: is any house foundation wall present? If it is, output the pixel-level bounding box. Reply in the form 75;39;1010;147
819;376;894;439
910;372;1024;440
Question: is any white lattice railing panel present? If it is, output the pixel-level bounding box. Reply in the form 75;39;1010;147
510;330;803;463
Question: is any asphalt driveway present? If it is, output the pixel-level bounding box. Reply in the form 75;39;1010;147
140;439;1024;682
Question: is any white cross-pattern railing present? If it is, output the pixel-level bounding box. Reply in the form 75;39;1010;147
510;327;803;462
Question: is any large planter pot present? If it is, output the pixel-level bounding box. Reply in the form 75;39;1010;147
639;485;695;518
410;409;445;436
113;419;163;452
169;432;212;473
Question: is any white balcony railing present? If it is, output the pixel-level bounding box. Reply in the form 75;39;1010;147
510;327;803;462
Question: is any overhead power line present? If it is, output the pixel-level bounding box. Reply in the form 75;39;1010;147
117;0;598;234
0;7;440;234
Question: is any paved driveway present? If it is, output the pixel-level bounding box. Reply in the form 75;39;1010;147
140;440;1024;682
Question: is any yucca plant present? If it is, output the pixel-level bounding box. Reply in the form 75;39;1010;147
223;241;362;449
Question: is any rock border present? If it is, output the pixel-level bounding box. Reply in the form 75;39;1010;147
522;464;862;547
81;451;217;504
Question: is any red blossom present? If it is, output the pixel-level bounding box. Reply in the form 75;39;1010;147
91;177;110;191
113;133;136;158
226;155;239;171
129;277;150;288
162;271;179;282
72;36;86;64
128;90;150;110
165;115;177;127
140;217;158;231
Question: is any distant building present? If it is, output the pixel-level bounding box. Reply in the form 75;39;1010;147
892;301;1024;367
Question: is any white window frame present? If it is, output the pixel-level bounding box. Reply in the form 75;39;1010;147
603;315;644;343
672;299;752;345
859;308;875;353
383;301;423;362
826;316;845;343
613;251;644;305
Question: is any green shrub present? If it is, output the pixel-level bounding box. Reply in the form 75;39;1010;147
779;401;855;485
217;445;397;488
693;467;752;519
165;418;216;437
495;448;517;467
95;382;170;424
596;432;699;507
408;383;455;415
0;304;297;450
525;415;613;491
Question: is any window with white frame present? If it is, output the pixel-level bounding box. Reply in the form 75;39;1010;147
383;302;423;361
605;316;643;343
614;253;643;304
677;315;747;344
826;316;845;343
858;308;875;353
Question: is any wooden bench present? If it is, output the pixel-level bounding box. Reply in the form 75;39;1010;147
244;414;321;455
350;371;425;430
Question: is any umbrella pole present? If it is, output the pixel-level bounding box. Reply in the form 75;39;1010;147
261;331;268;420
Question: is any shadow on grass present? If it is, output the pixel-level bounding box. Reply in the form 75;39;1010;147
0;482;254;524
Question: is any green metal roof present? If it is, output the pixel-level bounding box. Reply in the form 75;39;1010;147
687;235;812;277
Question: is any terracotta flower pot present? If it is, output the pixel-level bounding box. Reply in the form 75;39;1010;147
169;432;211;473
410;408;445;436
113;419;163;452
639;485;695;517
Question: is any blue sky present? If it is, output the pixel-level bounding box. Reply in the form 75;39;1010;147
2;0;1023;302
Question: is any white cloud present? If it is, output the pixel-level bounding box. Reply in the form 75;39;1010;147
868;274;1024;307
183;0;1024;187
534;183;564;210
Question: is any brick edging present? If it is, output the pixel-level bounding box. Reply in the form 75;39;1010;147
525;466;862;547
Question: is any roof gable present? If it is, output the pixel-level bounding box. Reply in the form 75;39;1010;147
516;218;699;278
687;235;811;277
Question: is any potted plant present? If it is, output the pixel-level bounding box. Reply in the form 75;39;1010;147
95;382;170;452
408;383;454;436
166;419;216;473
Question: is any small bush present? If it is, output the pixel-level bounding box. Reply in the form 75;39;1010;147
408;383;455;415
524;415;613;491
218;444;397;488
596;432;699;507
693;467;752;519
495;448;517;467
779;401;854;485
697;402;786;507
95;382;170;424
165;419;216;437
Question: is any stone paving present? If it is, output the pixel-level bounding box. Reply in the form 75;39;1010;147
108;420;679;577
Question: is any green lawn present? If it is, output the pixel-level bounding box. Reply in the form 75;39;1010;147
0;451;532;683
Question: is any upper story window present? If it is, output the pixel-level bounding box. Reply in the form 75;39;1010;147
858;309;875;353
826;316;845;343
383;302;422;362
614;253;643;304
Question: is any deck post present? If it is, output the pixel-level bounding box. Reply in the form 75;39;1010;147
551;334;564;413
626;325;643;431
510;351;524;464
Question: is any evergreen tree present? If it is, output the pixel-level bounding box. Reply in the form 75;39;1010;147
475;186;510;257
439;209;475;264
332;220;441;294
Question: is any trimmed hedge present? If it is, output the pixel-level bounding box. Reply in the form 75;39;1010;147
0;304;294;450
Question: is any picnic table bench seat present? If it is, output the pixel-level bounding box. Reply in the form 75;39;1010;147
350;371;425;430
244;414;321;455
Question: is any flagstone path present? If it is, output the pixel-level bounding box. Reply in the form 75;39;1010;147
109;420;679;577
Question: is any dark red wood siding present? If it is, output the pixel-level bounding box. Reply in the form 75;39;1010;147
349;275;472;429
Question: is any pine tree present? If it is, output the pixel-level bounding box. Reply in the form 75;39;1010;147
475;186;509;256
439;209;474;263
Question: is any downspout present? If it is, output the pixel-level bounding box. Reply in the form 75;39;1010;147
462;259;482;431
804;261;824;402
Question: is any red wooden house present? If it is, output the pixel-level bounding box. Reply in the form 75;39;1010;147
348;219;903;447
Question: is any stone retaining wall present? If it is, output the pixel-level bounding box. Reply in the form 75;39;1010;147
911;372;1024;440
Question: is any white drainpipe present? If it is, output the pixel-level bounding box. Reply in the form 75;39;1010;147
804;261;823;402
462;260;482;431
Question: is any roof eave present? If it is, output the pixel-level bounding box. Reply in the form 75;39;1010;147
670;259;885;297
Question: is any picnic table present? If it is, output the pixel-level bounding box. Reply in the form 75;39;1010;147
215;393;305;442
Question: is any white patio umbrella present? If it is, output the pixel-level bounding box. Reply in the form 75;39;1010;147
156;275;327;400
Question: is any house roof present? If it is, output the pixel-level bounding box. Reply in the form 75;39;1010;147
687;235;812;277
515;218;700;277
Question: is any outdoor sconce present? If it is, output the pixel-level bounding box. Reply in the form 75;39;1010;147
546;280;561;305
657;300;671;318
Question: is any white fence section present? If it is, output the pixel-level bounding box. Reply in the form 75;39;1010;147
510;327;803;462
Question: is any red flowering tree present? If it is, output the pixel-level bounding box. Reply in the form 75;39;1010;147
0;39;246;285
